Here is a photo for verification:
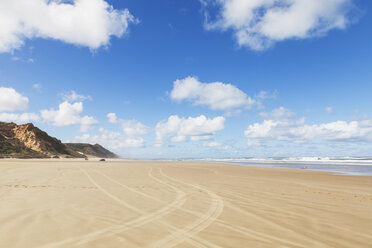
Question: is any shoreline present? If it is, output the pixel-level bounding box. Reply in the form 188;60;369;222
226;161;372;176
153;159;372;176
2;157;372;176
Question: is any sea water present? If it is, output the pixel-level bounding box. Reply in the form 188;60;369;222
200;157;372;176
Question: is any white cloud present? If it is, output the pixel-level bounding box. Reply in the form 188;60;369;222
121;120;149;137
41;101;83;126
72;128;144;149
0;0;135;53
245;113;372;146
170;76;255;111
11;56;34;63
155;115;225;145
203;141;229;150
203;0;355;50
203;141;221;147
190;135;214;141
61;90;92;102
106;112;149;137
0;87;29;111
106;112;148;137
325;106;334;114
171;135;187;143
259;106;294;119
41;101;97;131
80;115;99;132
255;91;277;100
107;112;119;123
0;112;39;123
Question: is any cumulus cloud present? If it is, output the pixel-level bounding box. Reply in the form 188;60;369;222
245;111;372;145
0;0;135;53
0;112;39;123
170;76;255;111
106;112;149;137
61;90;92;102
0;87;29;111
203;0;355;50
80;115;99;132
259;106;294;119
155;115;225;145
107;112;119;123
41;101;83;126
72;128;144;149
40;101;97;131
121;120;149;137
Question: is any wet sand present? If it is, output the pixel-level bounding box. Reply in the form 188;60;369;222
0;159;371;248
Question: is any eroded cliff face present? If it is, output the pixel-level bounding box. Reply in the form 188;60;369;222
0;122;84;158
13;123;43;152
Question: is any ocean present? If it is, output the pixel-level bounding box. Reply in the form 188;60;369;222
198;157;372;176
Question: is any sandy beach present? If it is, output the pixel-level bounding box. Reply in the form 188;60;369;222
0;159;371;248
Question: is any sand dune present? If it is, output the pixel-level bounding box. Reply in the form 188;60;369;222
0;159;371;247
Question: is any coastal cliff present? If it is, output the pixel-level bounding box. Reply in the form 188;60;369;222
0;122;117;158
65;143;118;158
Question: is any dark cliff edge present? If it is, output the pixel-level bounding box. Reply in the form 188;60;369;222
65;143;118;158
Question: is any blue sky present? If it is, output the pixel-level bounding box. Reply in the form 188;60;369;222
0;0;372;158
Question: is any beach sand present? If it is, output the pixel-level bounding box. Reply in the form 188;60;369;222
0;159;371;248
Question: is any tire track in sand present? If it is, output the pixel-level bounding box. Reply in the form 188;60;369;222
94;168;221;248
39;168;189;248
148;167;319;247
167;165;342;247
42;167;307;248
145;167;305;247
220;189;372;247
175;166;330;247
147;169;298;247
152;168;316;248
94;167;276;248
147;168;224;248
91;166;318;248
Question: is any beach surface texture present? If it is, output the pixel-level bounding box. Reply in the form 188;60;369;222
0;159;371;248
